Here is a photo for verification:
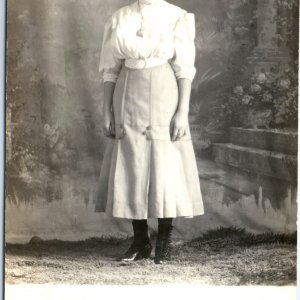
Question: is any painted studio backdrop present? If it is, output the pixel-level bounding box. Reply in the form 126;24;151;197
6;0;298;243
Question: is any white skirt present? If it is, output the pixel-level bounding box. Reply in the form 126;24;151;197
95;63;204;219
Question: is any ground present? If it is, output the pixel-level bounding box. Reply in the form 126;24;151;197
5;228;297;285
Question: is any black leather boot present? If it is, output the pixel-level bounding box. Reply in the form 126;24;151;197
120;219;152;262
154;218;173;264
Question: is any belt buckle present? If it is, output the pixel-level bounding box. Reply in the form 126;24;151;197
139;57;147;69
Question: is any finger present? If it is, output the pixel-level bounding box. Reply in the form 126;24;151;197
104;125;111;136
177;128;185;139
110;122;115;135
107;133;115;139
172;127;179;141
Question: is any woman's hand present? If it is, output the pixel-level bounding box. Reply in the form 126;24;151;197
171;78;191;141
171;111;188;141
102;108;115;138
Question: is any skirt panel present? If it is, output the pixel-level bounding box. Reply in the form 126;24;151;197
95;63;204;219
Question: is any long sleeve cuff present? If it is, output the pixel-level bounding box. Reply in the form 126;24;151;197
174;67;196;81
103;71;119;83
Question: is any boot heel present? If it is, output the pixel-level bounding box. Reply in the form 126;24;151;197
139;243;152;259
154;223;173;264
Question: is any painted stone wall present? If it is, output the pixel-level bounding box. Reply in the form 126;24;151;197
6;0;298;243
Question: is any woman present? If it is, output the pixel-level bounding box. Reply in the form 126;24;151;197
95;0;204;264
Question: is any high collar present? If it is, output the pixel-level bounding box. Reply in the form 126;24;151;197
138;0;162;5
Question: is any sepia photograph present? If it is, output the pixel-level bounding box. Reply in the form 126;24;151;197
4;0;298;297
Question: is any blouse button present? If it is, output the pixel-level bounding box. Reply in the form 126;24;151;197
146;125;151;130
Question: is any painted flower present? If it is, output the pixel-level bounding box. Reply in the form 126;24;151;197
43;124;51;134
241;95;253;105
256;72;267;84
234;26;249;37
279;78;291;89
250;84;262;93
233;85;244;96
262;92;273;103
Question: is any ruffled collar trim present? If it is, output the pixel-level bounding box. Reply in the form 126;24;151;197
138;0;163;6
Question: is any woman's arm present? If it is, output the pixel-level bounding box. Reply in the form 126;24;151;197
102;81;116;137
177;78;191;114
169;12;197;141
171;78;191;141
99;15;123;138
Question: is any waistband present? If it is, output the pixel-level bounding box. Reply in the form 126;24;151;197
125;58;168;69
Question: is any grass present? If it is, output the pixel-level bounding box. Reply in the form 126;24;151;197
188;226;297;248
5;227;297;285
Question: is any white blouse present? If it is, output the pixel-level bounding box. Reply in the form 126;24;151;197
98;0;196;82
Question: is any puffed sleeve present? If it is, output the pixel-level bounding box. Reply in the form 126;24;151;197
170;12;196;81
98;16;123;83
